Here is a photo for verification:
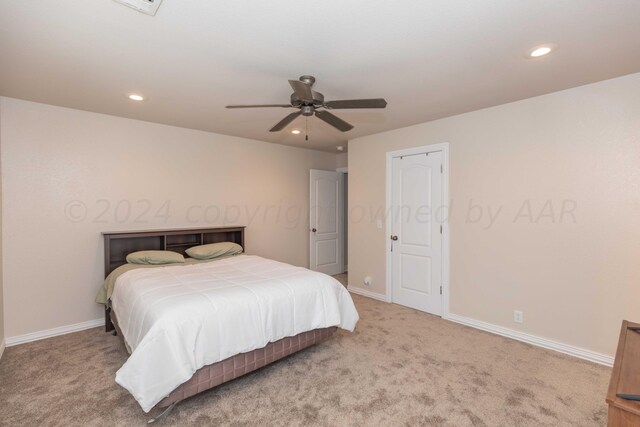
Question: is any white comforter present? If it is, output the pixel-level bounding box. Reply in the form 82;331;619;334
111;255;359;412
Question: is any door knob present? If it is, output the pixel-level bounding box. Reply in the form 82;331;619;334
312;228;317;233
390;235;398;241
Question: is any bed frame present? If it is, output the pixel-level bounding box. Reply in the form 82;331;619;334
101;226;336;418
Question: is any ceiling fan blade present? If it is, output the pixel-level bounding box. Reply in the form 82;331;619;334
288;80;314;102
315;110;354;132
324;98;387;109
226;104;292;108
269;111;302;132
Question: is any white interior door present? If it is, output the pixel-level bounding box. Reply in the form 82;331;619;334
390;152;443;315
310;169;343;275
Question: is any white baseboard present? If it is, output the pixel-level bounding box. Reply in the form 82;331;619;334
5;318;104;347
444;313;614;367
347;285;387;302
1;307;613;367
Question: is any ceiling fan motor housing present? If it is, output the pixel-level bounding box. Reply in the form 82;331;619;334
290;91;324;108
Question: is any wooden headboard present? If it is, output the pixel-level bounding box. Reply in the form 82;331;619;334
102;226;245;277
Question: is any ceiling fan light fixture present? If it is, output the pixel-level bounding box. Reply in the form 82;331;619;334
291;130;301;135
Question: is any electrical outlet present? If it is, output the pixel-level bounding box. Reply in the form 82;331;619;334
513;310;524;324
363;276;372;287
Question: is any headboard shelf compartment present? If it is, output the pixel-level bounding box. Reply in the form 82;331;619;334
102;226;245;277
102;226;245;332
166;233;201;247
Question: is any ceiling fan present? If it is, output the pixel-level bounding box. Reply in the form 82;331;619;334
225;75;387;133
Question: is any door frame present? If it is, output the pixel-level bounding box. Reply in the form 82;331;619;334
385;142;450;317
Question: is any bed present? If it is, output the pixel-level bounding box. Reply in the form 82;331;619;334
97;227;358;417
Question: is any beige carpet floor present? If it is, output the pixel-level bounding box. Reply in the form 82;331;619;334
0;276;611;426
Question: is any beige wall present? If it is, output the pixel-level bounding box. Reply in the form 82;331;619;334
336;152;349;268
336;152;348;169
0;99;4;357
0;97;339;338
349;72;640;357
344;174;348;269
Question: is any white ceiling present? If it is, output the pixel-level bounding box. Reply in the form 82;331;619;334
1;1;639;152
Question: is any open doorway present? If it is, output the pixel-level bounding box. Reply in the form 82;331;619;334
308;167;348;280
309;169;344;275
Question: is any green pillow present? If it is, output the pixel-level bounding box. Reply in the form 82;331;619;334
186;242;243;260
126;250;185;265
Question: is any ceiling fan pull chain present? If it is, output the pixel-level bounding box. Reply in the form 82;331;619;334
305;116;309;141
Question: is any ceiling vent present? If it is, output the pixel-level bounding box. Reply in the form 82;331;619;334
112;0;163;16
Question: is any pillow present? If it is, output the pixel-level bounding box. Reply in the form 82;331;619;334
186;242;243;260
126;250;185;265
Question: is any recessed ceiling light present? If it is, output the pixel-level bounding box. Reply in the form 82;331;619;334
337;146;344;151
530;47;551;57
291;129;301;135
527;44;556;58
128;94;145;101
